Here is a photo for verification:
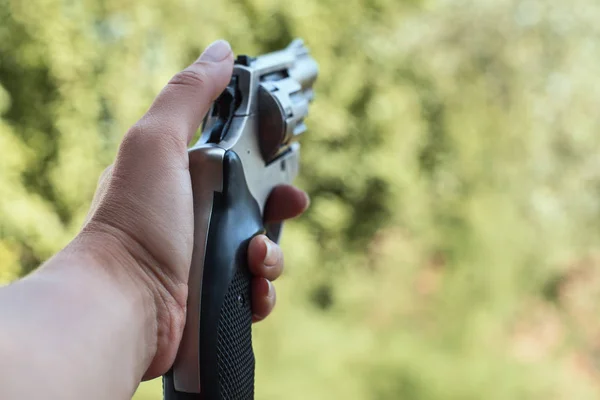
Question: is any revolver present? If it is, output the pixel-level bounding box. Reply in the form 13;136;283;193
163;40;318;400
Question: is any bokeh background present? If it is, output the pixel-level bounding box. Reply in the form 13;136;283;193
2;0;600;398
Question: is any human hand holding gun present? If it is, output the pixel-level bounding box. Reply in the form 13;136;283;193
0;39;317;400
164;39;318;400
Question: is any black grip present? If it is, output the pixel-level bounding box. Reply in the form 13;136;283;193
162;150;263;399
202;149;264;399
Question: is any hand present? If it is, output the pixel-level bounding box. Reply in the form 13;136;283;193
77;40;309;379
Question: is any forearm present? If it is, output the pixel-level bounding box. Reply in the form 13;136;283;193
0;234;157;400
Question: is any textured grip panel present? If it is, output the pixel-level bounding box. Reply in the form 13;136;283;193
197;150;263;400
216;264;255;398
163;150;262;399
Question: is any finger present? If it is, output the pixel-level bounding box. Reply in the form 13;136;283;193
126;39;234;153
251;278;276;323
248;235;284;281
264;185;310;223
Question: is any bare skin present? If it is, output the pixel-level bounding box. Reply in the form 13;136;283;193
0;40;309;400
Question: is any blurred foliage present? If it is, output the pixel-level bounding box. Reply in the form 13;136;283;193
2;0;600;398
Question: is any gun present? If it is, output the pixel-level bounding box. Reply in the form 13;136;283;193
162;39;318;400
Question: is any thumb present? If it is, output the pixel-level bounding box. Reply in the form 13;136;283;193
147;40;234;145
125;40;234;157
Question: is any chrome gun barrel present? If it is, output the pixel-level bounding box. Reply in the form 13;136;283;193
287;40;319;92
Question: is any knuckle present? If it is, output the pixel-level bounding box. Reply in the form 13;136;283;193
169;66;213;92
122;122;147;148
97;164;113;186
121;120;184;156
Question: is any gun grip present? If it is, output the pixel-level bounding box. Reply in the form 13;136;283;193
201;149;262;399
164;150;261;400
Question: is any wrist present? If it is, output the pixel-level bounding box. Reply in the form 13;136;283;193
47;223;187;379
70;220;188;379
43;229;157;370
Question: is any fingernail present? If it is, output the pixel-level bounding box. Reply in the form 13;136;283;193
266;280;274;299
198;40;232;62
264;238;278;267
301;190;311;211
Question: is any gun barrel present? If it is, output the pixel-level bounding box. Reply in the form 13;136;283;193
290;55;319;91
254;39;318;91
